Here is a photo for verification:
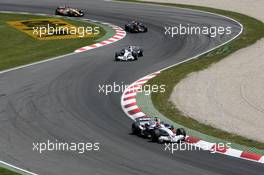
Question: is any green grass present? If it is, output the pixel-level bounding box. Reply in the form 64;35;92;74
0;13;108;71
0;13;111;174
118;0;264;149
0;167;22;175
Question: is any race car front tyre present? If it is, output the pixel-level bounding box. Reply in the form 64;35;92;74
139;49;143;57
115;53;119;61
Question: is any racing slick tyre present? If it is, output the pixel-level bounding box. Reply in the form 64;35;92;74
132;52;138;60
68;11;74;17
138;49;143;57
124;25;129;31
176;128;186;137
176;128;186;142
131;123;139;135
129;28;135;33
142;128;152;138
151;129;160;142
115;53;120;61
144;27;148;32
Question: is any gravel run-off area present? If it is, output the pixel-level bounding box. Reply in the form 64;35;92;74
140;0;264;143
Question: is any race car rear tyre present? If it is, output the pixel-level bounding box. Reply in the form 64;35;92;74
151;129;160;142
129;28;134;33
176;128;186;137
68;11;74;17
132;52;138;60
131;123;139;135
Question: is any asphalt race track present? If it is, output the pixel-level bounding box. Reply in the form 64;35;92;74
0;0;263;174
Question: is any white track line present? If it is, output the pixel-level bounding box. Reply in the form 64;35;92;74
0;10;126;75
0;10;126;174
118;2;264;165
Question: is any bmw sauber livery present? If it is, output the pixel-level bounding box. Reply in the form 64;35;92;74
115;46;143;61
131;117;186;143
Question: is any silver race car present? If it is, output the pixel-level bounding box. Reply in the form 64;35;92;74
115;46;143;61
131;116;186;143
151;127;186;143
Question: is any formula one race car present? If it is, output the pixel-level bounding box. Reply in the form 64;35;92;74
55;6;84;17
115;46;143;61
131;116;186;143
124;21;148;33
131;117;156;137
151;127;186;143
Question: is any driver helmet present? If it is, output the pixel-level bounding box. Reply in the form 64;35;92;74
154;117;161;127
154;117;160;123
128;46;133;51
144;123;149;129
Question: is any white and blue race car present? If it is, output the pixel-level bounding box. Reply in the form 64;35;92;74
151;127;186;143
115;46;143;61
131;116;186;143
